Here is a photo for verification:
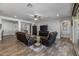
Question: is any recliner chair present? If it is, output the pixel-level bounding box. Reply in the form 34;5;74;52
40;32;58;47
39;25;49;36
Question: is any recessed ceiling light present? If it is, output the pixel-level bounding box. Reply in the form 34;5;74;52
34;18;38;21
14;16;16;17
57;14;59;17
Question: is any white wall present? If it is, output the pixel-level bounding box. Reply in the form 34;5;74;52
21;22;30;34
2;19;18;36
35;17;71;39
37;19;60;39
2;20;32;36
0;16;34;36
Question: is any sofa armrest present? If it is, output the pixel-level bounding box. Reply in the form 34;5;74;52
40;38;48;43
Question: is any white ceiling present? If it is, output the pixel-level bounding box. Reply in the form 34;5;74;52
0;3;73;22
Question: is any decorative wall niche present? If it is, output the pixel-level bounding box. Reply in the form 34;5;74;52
60;20;71;38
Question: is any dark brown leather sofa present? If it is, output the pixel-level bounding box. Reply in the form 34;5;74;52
16;32;37;46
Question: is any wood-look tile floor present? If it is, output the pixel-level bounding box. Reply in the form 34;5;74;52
0;35;77;56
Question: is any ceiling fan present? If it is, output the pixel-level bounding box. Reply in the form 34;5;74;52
27;14;41;21
27;13;50;21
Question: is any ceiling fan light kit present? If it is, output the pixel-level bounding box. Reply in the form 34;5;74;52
34;18;38;21
33;15;41;21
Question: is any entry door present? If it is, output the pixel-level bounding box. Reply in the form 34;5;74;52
74;19;79;46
